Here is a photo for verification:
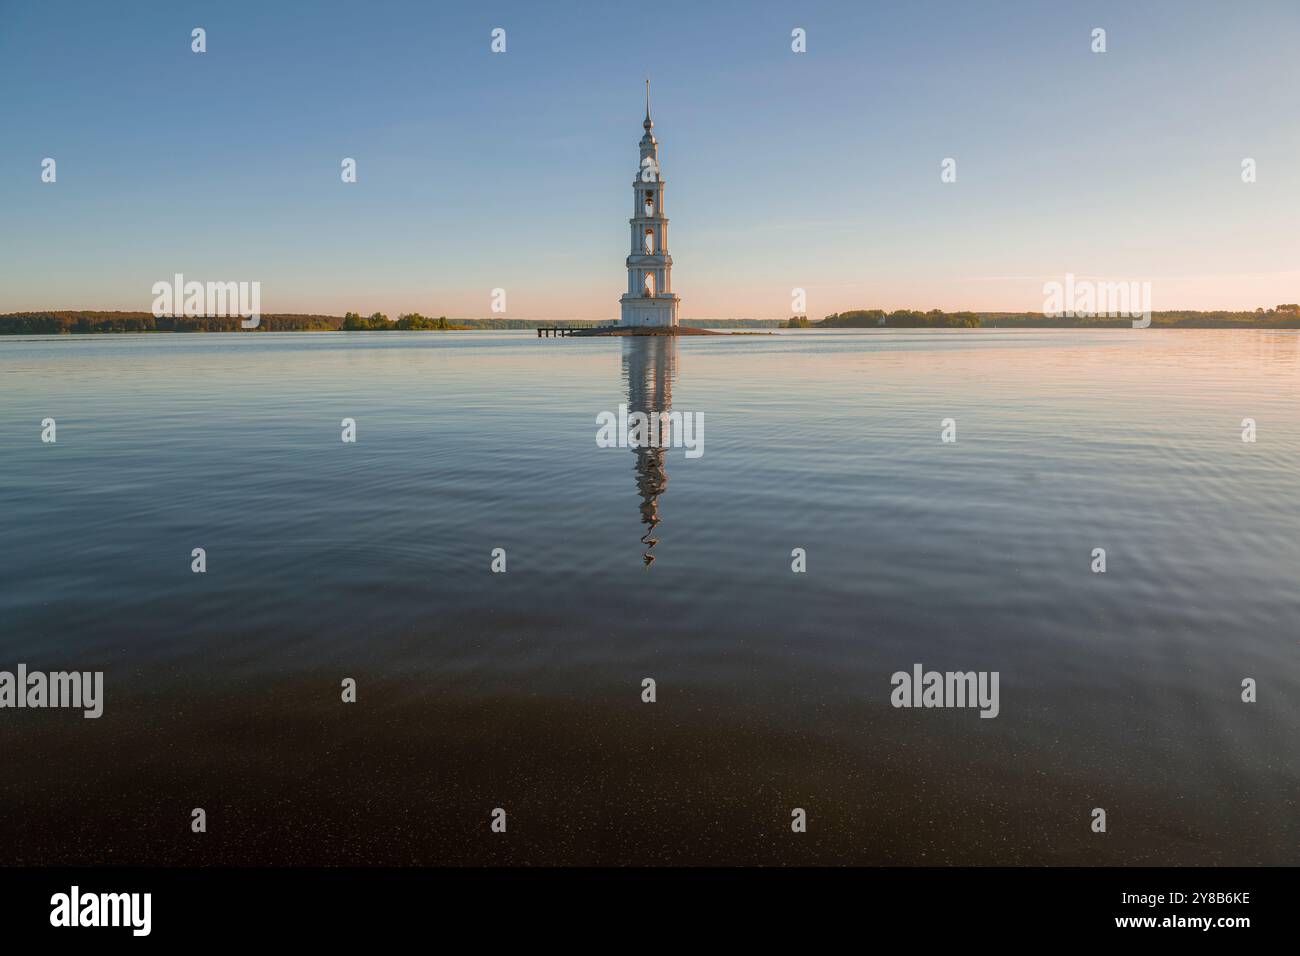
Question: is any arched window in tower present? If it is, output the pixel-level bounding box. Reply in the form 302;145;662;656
643;190;654;217
643;273;656;297
643;229;655;254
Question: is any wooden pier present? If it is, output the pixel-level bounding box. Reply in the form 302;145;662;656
536;325;618;337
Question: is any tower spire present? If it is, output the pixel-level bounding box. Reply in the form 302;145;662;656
644;79;652;129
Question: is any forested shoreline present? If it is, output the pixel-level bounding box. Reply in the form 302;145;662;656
3;307;1300;334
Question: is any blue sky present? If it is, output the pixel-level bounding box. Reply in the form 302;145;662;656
2;0;1297;319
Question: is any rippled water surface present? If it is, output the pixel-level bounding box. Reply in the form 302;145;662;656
1;329;1296;864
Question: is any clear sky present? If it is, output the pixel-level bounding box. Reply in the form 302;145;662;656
2;0;1298;320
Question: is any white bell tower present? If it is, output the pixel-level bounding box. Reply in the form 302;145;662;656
620;81;680;328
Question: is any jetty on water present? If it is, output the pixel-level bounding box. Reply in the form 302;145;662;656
537;325;606;337
537;325;721;338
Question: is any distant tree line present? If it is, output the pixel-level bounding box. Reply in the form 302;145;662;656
682;318;783;328
6;306;1299;334
819;310;982;328
981;307;1300;328
0;312;342;334
818;307;1300;329
0;312;786;333
0;311;472;334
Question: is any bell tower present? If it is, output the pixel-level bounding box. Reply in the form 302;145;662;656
620;81;680;328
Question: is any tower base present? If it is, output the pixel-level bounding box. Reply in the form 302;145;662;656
619;295;680;328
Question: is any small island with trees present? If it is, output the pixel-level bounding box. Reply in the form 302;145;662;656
341;312;469;331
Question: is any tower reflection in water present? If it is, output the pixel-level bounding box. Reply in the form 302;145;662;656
621;336;678;566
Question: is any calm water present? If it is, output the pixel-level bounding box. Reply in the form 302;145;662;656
0;329;1296;865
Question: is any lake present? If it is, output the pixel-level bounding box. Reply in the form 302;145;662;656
0;329;1296;864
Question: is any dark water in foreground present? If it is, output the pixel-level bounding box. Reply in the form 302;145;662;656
0;329;1296;865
